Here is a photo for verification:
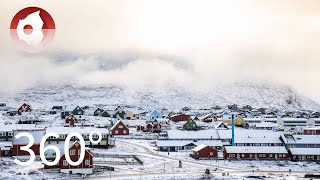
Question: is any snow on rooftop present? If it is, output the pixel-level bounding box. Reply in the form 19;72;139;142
0;124;36;132
304;127;320;130
225;146;288;154
289;148;320;155
157;140;222;147
255;122;279;128
192;144;210;152
217;129;283;139
12;129;46;145
46;126;109;135
290;135;320;144
166;129;219;140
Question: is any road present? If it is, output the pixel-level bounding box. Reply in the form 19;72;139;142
116;139;242;170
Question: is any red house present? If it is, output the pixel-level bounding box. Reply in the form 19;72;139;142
12;129;46;159
145;123;161;133
109;119;129;136
44;141;93;174
18;103;32;115
65;114;78;127
191;144;218;160
170;114;191;122
137;125;145;131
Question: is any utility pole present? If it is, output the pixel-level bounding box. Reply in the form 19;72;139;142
231;114;235;146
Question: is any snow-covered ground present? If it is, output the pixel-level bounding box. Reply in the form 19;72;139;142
1;110;320;180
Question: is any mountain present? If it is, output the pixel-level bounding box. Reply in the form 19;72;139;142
1;80;319;111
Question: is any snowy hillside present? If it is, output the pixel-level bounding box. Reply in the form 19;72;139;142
1;80;319;111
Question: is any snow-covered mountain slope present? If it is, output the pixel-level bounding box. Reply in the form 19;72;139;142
1;81;319;111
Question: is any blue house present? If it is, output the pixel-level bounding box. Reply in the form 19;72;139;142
145;109;162;122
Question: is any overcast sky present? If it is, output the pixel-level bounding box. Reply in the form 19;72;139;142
1;0;320;101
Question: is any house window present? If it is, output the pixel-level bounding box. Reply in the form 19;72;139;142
119;125;123;129
269;154;273;158
70;150;75;155
123;130;127;134
249;154;253;158
279;154;282;157
242;154;245;158
63;160;68;166
115;130;118;134
85;159;90;165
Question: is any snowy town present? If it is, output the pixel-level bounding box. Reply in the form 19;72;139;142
0;102;319;179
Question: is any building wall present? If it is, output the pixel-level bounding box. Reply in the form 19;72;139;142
12;144;40;156
304;129;320;135
225;152;289;160
291;155;320;161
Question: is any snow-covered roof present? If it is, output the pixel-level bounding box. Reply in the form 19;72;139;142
110;119;127;131
156;140;222;147
44;141;92;158
225;146;288;154
217;129;283;139
166;129;219;140
289;148;320;155
285;135;320;144
213;121;228;129
234;136;282;144
192;144;210;152
0;124;36;132
12;129;46;145
304;127;320;130
46;126;109;135
281;118;308;121
199;113;213;120
255;122;279;128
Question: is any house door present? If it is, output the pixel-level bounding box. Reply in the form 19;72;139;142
237;154;240;159
275;154;277;159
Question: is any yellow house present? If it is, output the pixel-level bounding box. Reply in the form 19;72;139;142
125;110;135;120
224;116;244;126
